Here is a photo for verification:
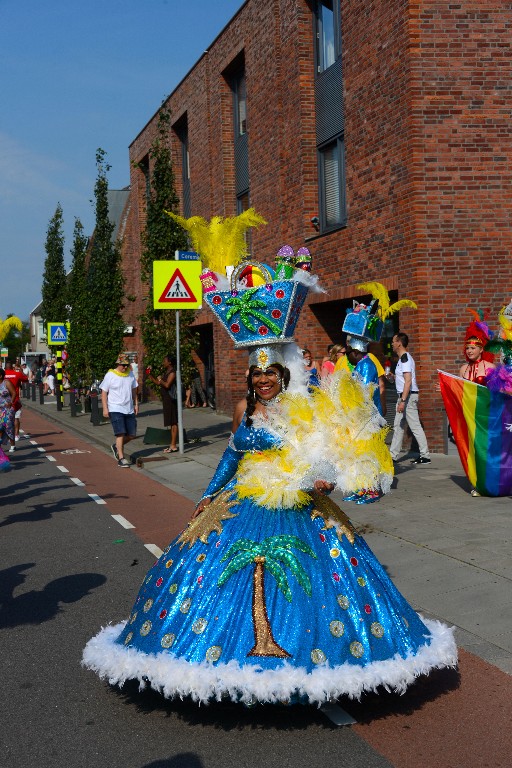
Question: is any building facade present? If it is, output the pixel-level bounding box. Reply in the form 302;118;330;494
121;0;512;451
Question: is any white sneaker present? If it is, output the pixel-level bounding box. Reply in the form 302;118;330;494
15;435;20;442
8;446;15;453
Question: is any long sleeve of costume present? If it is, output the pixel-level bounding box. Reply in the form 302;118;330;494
200;437;241;501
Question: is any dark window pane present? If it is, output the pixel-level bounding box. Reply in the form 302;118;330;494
317;0;335;72
322;142;341;226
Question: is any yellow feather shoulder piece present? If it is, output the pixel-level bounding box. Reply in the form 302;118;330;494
357;281;417;320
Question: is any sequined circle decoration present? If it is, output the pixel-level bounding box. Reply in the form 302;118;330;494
161;633;176;649
311;648;327;665
129;611;138;624
206;646;222;662
370;622;385;638
169;583;178;594
337;595;350;610
143;599;153;613
124;632;133;645
140;621;152;636
196;553;206;563
192;618;208;634
180;598;192;614
330;548;340;558
357;577;367;587
350;641;364;658
329;620;345;637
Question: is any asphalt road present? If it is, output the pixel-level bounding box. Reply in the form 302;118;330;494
1;411;511;768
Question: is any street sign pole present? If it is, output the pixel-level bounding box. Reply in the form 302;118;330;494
175;309;184;454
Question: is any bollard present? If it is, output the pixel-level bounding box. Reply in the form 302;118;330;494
31;382;36;401
39;383;44;404
90;390;100;426
70;389;77;417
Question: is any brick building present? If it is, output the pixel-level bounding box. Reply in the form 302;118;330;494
121;0;512;452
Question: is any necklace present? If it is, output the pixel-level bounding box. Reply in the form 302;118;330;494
256;394;280;407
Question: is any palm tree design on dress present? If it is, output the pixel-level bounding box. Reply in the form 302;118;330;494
225;288;282;336
217;535;316;658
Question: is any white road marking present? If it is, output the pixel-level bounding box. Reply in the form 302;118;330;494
30;440;38;445
47;455;56;462
88;493;106;505
145;544;164;558
57;465;69;473
70;477;85;486
111;514;135;529
37;446;46;452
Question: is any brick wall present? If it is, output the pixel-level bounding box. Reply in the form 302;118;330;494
120;0;511;451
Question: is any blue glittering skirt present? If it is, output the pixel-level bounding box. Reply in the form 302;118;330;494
83;489;457;703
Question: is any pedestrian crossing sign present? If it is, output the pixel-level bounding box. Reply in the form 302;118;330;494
47;322;69;345
153;260;202;309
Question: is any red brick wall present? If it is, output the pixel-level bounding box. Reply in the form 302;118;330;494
121;0;511;450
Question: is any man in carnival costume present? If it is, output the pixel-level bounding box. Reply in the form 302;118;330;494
83;215;456;708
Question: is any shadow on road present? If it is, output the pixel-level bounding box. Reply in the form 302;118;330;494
0;564;106;628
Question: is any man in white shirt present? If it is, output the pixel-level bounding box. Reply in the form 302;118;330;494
100;353;138;468
388;332;431;465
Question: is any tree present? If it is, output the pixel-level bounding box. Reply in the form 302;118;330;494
86;149;125;381
41;204;68;328
218;535;316;658
66;218;89;383
139;107;197;388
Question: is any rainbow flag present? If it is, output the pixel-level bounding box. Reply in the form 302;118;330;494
438;370;512;497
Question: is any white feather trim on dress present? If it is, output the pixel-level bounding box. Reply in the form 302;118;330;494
82;617;457;705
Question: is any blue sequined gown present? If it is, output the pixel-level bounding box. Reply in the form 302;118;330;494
83;417;456;704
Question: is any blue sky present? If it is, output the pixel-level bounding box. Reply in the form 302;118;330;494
0;0;244;321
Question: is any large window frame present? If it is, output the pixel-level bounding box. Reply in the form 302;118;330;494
315;0;342;74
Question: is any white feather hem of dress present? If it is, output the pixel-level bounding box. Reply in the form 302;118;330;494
82;617;457;705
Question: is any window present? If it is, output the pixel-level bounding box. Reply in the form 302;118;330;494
313;1;345;231
233;71;247;136
316;0;336;72
174;115;191;217
236;190;250;214
318;137;345;229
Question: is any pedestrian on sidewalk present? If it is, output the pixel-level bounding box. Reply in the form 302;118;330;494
0;368;16;461
388;332;431;464
4;360;28;443
100;354;138;468
147;355;178;452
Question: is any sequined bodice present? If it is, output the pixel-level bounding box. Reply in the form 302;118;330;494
230;417;281;453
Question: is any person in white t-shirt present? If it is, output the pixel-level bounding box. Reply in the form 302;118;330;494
387;332;431;465
100;353;138;468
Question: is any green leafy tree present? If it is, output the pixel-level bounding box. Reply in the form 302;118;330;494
139;107;197;389
86;149;125;381
218;535;316;658
41;204;68;328
66;218;89;383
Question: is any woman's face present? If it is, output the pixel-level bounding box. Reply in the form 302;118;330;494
465;343;483;362
303;352;312;366
251;366;282;400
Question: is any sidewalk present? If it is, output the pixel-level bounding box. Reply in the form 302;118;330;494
22;391;512;675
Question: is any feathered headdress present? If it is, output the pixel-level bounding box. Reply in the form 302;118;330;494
465;308;495;363
356;282;418;321
164;209;267;276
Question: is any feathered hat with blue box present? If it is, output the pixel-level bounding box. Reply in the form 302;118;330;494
343;281;418;351
165;209;321;370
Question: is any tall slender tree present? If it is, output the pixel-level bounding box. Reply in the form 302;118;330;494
41;204;68;328
66;218;89;383
86;149;125;381
139;107;197;386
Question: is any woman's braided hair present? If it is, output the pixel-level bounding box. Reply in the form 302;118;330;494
245;363;290;427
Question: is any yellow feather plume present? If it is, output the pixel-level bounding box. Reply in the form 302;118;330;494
357;281;417;320
498;305;512;341
164;209;267;274
0;315;23;343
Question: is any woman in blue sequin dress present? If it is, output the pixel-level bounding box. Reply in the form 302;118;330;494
83;362;457;705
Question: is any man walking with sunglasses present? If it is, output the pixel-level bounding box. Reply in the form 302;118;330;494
100;353;138;468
